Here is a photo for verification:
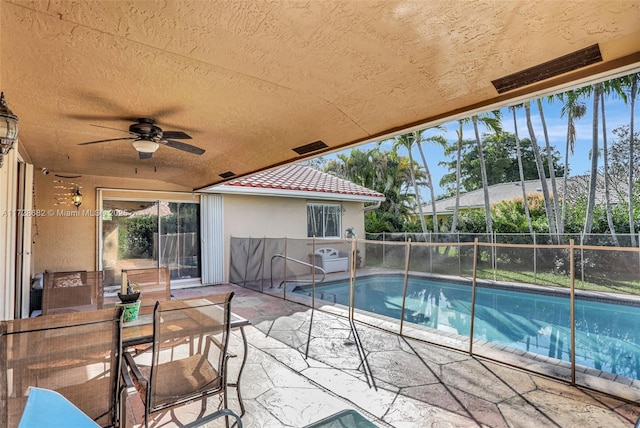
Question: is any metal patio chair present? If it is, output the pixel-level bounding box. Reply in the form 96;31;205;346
0;308;128;428
124;293;236;427
42;270;104;315
122;267;172;315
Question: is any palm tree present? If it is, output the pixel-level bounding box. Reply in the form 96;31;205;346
392;133;427;233
555;89;587;235
524;101;558;242
471;111;502;236
414;128;447;235
620;73;638;246
628;74;638;246
450;119;467;233
583;82;602;236
510;104;534;240
600;81;620;245
537;98;561;238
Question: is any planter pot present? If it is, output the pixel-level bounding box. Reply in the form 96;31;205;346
115;301;141;322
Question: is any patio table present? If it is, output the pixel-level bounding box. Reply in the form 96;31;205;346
121;298;251;416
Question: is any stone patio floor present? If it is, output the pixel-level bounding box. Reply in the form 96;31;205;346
126;283;640;428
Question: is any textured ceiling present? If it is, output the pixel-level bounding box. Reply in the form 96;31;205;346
1;0;640;190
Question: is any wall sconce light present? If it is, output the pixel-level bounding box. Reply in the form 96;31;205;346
0;92;19;168
73;188;83;209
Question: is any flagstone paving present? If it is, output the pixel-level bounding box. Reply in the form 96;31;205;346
126;284;640;427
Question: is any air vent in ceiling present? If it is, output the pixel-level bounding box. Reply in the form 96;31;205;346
292;140;328;155
219;171;236;179
492;44;602;94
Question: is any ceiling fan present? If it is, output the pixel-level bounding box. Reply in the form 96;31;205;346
78;118;205;159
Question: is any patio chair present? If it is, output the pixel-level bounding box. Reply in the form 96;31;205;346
124;293;235;427
0;308;128;428
122;267;172;315
42;270;104;315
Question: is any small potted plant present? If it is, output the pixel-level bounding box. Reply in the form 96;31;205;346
117;281;141;322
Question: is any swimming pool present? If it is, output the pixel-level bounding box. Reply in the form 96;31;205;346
293;275;640;381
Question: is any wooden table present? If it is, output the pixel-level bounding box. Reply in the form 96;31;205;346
122;310;251;416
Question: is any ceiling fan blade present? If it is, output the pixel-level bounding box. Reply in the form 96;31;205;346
79;137;136;145
162;131;192;140
90;124;136;135
66;113;134;121
138;152;153;160
161;139;205;155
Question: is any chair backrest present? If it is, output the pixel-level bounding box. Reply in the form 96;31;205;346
0;308;123;428
147;293;234;413
42;271;104;315
123;267;171;315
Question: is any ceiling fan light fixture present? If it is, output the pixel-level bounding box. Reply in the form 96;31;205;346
132;139;159;153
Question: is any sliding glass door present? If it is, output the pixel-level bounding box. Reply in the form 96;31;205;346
101;198;200;288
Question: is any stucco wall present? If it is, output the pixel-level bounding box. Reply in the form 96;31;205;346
31;173;191;274
221;193;366;281
222;193;365;239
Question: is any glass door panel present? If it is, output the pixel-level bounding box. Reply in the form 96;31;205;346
159;202;201;280
101;200;159;288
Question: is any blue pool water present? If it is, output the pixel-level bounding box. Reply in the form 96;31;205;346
293;275;640;380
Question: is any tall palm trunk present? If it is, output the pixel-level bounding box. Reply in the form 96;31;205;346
600;92;619;245
558;90;586;237
584;83;602;236
415;134;439;236
407;141;427;233
525;101;558;242
537;99;560;239
629;75;637;246
472;116;493;235
511;106;534;239
451;122;464;233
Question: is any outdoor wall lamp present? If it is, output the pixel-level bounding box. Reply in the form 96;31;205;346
73;188;83;209
0;92;19;168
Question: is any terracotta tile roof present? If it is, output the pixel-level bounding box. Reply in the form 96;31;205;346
221;164;384;200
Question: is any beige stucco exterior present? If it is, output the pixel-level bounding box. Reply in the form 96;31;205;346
30;173;191;274
22;173;369;311
221;193;367;282
222;194;365;239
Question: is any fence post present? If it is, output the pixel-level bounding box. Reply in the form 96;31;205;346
349;237;357;321
457;232;461;276
533;232;537;284
429;232;433;273
399;239;412;336
493;232;497;281
382;231;386;267
569;239;576;385
469;238;479;355
260;236;266;292
580;233;585;286
311;236;316;310
283;236;288;301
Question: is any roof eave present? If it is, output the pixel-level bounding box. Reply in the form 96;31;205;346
202;185;385;203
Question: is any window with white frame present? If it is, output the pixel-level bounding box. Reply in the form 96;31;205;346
307;202;341;238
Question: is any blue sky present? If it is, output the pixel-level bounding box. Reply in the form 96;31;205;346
325;91;634;201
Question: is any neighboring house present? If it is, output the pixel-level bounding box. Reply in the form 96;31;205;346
202;164;384;284
421;176;622;225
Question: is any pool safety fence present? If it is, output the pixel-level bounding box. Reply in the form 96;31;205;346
229;235;640;402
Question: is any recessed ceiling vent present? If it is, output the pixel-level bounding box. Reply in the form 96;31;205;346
219;171;235;179
292;140;328;155
492;44;602;94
